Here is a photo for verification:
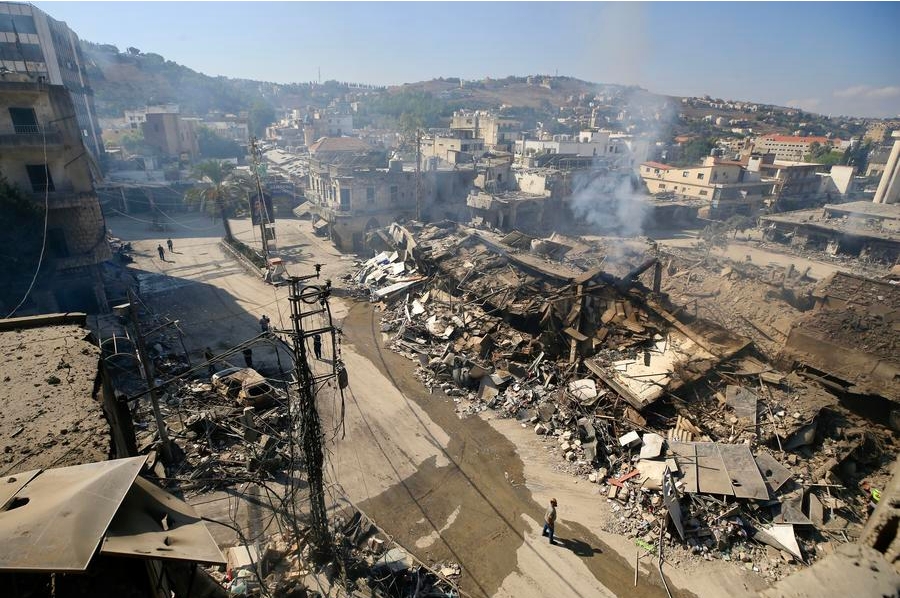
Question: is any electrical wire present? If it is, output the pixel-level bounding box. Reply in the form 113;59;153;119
4;123;50;318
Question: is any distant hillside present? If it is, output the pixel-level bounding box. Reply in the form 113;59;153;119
389;76;629;110
81;42;266;116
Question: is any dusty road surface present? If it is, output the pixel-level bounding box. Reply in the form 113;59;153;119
107;210;761;598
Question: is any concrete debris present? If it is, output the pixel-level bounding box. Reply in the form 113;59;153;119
348;220;899;583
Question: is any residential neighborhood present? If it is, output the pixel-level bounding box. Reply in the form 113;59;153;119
0;2;898;598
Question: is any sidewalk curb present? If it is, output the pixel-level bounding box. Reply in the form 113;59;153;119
220;240;265;279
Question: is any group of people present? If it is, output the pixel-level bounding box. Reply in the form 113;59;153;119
157;238;174;261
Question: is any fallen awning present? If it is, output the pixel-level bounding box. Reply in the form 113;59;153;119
291;201;311;217
0;456;146;571
313;219;329;231
0;457;225;572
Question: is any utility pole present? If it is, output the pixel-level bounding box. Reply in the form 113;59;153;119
250;137;269;258
285;264;343;563
415;128;422;221
124;290;173;463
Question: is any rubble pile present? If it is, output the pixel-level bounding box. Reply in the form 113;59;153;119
351;221;899;581
207;507;463;598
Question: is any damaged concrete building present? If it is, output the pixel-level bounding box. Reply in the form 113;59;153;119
0;71;111;315
307;137;475;251
760;201;900;263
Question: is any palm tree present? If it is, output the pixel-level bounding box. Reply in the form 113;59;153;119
184;160;252;241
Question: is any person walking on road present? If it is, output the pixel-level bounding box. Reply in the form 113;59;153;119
157;244;165;261
312;334;322;359
542;498;558;544
166;238;174;253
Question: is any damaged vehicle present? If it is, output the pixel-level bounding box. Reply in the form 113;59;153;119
211;367;279;408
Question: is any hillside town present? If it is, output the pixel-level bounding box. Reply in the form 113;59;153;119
0;2;899;598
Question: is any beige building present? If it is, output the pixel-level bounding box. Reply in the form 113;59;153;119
0;2;105;168
874;131;900;205
640;157;770;218
142;112;199;161
752;134;841;161
0;72;110;313
746;154;824;202
423;134;485;164
450;110;521;151
306;147;417;251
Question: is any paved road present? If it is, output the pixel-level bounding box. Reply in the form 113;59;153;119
107;210;719;598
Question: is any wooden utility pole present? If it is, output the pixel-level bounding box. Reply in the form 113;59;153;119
285;264;343;563
125;290;173;463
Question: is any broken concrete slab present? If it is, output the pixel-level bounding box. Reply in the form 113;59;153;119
619;431;641;448
639;433;665;459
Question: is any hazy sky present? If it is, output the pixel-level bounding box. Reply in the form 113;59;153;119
35;1;900;118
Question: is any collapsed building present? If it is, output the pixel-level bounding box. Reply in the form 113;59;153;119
352;220;900;582
760;201;900;264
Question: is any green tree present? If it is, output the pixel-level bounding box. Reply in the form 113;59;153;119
183;161;252;240
248;100;276;137
197;126;244;159
677;137;717;166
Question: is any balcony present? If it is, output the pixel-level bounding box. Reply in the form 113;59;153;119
0;125;64;148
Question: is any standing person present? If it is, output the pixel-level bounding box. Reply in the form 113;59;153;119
242;348;253;368
259;315;270;333
542;498;558;544
166;238;174;253
157;244;165;260
204;347;215;377
312;334;322;360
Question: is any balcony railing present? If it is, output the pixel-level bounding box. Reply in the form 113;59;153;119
0;125;63;146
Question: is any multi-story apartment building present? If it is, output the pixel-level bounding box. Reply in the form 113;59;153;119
752;134;841;161
306;144;417;251
450;110;521;152
142;111;199;161
746;153;824;203
0;72;110;314
640;156;771;218
302;108;354;146
0;2;104;170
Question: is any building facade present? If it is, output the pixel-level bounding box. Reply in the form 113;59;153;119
142;112;199;161
0;2;104;170
450;110;521;151
640;157;770;218
752;134;841;161
0;72;110;314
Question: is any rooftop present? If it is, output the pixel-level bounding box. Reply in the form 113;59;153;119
308;136;371;154
0;315;110;474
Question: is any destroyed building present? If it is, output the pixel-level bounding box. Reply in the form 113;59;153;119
351;220;900;583
760;201;900;263
0;71;111;315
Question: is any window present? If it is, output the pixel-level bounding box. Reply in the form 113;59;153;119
390;185;399;203
26;164;54;192
699;190;708;196
697;173;705;180
682;171;689;177
9;107;38;133
339;189;350;209
366;187;375;203
659;183;666;189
